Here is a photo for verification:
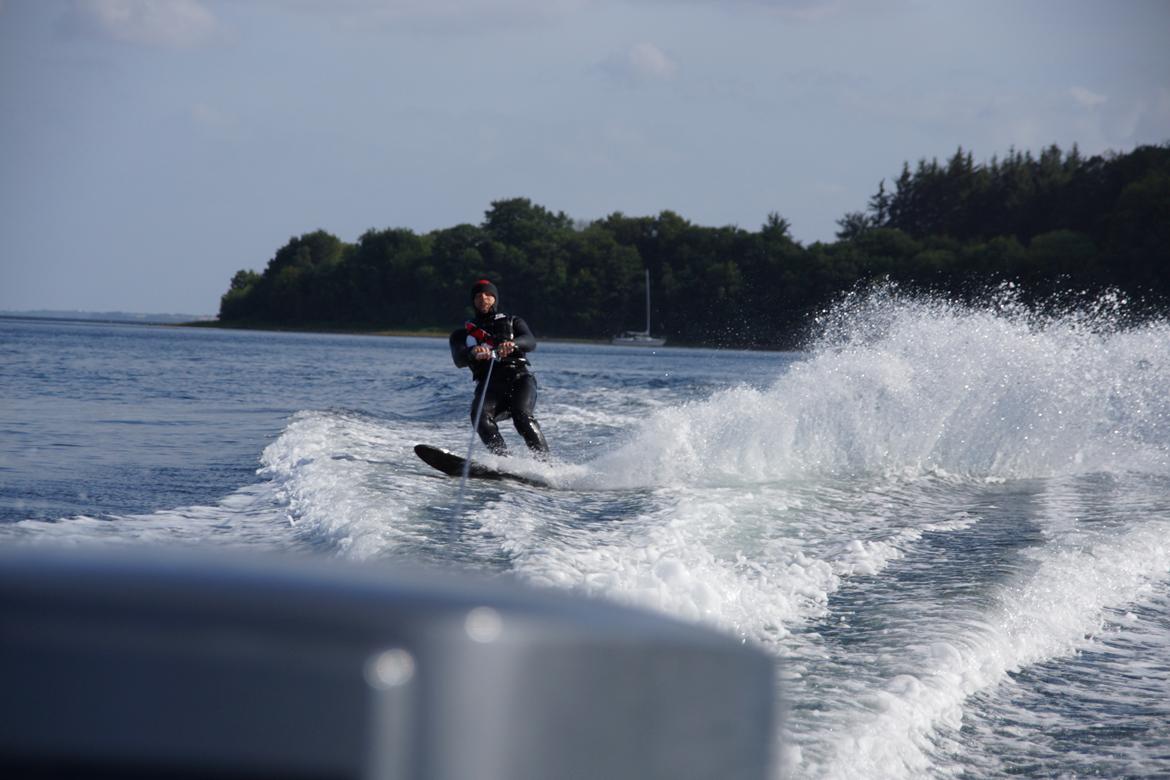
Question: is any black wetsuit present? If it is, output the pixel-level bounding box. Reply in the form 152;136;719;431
449;311;549;456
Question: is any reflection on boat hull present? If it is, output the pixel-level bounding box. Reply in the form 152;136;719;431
0;547;777;780
611;331;666;346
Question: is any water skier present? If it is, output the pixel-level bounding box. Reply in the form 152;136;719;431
449;279;550;457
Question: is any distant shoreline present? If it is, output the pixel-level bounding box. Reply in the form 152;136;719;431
4;313;771;349
0;312;442;337
185;319;454;339
187;319;618;346
0;312;213;326
1;313;618;346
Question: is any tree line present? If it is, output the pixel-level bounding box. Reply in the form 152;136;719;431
218;142;1169;348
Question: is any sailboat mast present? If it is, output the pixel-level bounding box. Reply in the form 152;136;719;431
644;268;651;334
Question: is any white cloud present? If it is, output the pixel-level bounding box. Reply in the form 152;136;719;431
64;0;219;48
622;0;875;23
598;42;677;83
629;42;676;78
1069;86;1107;109
270;0;587;31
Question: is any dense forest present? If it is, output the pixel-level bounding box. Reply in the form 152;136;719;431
218;143;1169;348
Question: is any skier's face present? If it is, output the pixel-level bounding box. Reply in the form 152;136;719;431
474;292;496;314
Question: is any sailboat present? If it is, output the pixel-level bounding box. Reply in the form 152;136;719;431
612;269;666;346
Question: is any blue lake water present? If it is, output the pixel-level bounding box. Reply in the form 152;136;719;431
2;294;1168;778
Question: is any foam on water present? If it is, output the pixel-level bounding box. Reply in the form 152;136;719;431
585;289;1170;488
257;409;462;560
249;289;1170;778
812;489;1170;778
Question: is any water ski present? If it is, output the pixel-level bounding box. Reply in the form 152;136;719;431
414;444;550;488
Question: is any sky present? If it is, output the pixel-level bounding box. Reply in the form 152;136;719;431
1;0;1168;316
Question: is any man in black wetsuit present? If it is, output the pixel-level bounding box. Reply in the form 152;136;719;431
449;279;549;457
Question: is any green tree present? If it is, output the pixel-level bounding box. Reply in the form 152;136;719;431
1024;230;1099;284
836;211;874;241
218;269;260;320
482;198;572;247
265;230;344;274
216;143;1169;344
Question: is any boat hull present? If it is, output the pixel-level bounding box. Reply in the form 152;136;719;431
611;332;665;346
